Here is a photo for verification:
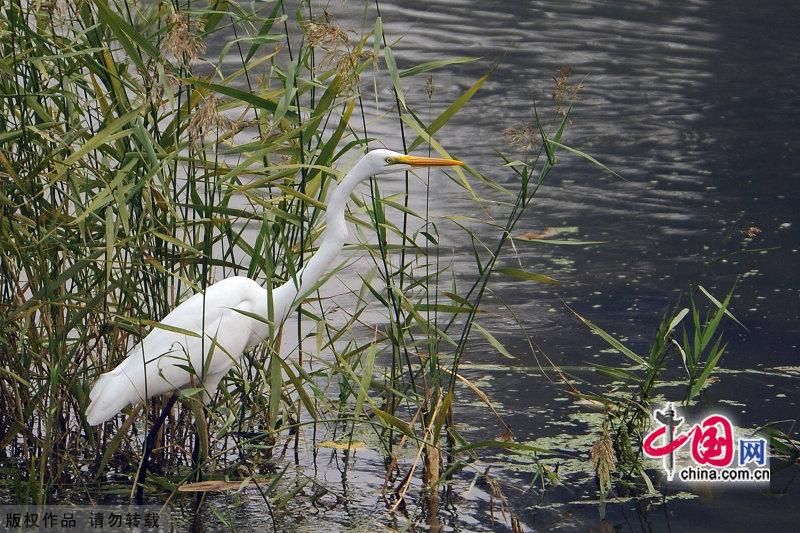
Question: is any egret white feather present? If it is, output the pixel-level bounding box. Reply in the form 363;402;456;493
85;149;462;425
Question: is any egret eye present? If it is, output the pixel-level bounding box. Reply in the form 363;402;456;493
385;157;393;164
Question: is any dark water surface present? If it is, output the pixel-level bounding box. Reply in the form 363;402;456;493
361;0;800;365
170;1;800;530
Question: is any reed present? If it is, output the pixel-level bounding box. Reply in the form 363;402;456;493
575;284;738;515
0;0;591;528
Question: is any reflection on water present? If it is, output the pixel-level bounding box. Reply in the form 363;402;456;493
337;0;800;364
184;0;800;529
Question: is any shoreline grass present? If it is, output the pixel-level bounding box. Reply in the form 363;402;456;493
0;0;561;513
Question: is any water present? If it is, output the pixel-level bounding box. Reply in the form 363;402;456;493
294;0;800;530
179;0;800;530
337;0;800;367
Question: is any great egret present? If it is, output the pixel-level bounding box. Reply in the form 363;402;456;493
85;149;463;426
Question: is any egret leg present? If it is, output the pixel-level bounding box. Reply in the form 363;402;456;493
192;371;223;476
189;401;212;512
135;392;179;505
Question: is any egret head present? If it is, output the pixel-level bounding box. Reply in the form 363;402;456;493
359;148;463;178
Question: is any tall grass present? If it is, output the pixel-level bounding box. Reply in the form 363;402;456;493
0;0;586;527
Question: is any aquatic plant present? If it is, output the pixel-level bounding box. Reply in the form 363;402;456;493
576;285;738;513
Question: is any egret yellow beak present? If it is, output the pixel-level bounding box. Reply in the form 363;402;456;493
395;154;464;167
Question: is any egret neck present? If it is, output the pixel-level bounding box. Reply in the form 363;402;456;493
267;156;373;324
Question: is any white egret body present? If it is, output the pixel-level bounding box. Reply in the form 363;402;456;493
85;149;462;425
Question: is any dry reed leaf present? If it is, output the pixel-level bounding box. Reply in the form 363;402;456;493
318;440;367;451
516;228;559;240
454;373;513;438
574;398;610;411
177;479;268;492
